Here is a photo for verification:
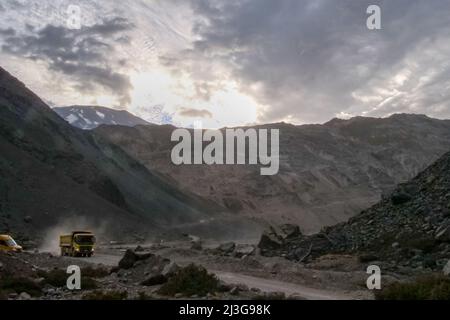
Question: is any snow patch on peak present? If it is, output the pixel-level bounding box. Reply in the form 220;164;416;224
66;114;79;124
96;111;105;119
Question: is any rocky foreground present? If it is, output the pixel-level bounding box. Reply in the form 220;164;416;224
1;236;380;301
258;152;450;277
0;246;304;300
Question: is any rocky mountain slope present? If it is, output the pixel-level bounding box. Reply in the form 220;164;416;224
0;67;252;243
259;150;450;273
53;106;150;130
95;115;450;233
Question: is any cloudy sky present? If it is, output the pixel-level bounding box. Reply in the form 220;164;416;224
1;0;450;128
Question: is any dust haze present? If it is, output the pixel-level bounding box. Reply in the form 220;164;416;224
39;215;110;254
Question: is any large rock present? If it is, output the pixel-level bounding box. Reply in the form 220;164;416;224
287;243;312;262
234;245;256;258
118;250;137;269
118;249;154;269
19;292;31;300
391;192;412;205
443;260;450;276
258;224;302;251
141;274;167;286
258;228;283;251
135;245;145;252
141;255;171;276
258;224;303;252
23;216;33;223
280;224;302;240
161;261;180;278
217;242;236;254
286;234;332;261
191;239;202;251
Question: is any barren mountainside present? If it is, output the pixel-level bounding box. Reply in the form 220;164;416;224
260;150;450;273
95;115;450;233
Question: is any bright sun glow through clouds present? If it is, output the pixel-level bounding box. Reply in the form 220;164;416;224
129;70;259;129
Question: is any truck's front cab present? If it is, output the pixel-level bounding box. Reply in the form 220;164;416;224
72;232;96;257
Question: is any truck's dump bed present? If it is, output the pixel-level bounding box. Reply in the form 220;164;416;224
59;235;73;247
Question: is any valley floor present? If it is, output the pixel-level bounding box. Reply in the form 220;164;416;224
0;239;380;300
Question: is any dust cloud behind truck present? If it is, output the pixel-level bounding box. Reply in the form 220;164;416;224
59;231;96;257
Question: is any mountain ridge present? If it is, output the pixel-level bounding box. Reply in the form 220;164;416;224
53;105;150;130
94;113;450;233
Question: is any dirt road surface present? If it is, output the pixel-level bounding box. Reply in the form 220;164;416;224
213;271;354;300
68;252;356;300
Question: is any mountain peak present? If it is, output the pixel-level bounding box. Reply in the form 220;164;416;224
53;105;150;130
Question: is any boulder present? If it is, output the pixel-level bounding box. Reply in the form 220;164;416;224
286;234;332;261
258;227;283;250
217;280;232;292
135;245;144;252
191;240;202;251
23;216;32;223
280;224;302;240
118;250;137;269
8;293;18;299
118;249;154;269
230;287;240;295
234;245;255;258
443;260;450;276
141;274;167;286
19;292;31;300
141;256;170;276
136;252;154;260
391;192;412;205
258;224;303;252
161;261;180;278
287;244;312;262
217;242;236;254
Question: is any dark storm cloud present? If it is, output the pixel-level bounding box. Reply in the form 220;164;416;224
183;0;450;123
1;17;134;105
0;28;15;36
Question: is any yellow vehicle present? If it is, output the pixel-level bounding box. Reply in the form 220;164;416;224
60;231;96;257
0;235;23;252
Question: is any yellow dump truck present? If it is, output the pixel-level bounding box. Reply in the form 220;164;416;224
60;231;96;257
0;234;23;252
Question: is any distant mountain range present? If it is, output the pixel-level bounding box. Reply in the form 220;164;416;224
53;106;150;130
95;115;450;233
